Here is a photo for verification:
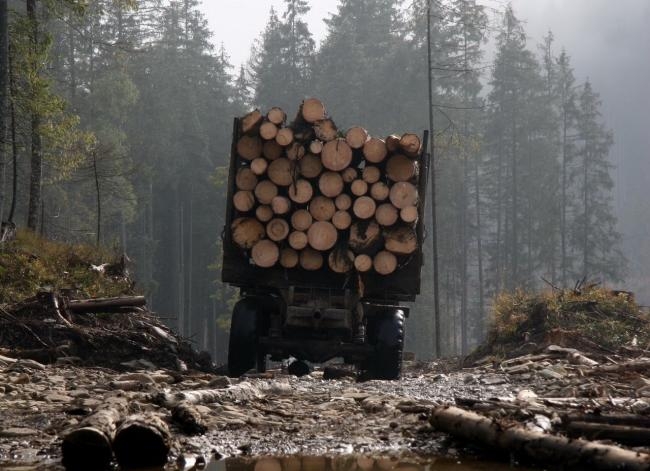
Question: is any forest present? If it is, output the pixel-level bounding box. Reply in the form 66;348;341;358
0;0;624;361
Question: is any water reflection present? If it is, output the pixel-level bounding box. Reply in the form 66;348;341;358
202;455;530;471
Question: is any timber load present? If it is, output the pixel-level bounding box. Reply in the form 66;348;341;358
224;98;427;294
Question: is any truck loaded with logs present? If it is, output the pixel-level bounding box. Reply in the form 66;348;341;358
221;98;429;380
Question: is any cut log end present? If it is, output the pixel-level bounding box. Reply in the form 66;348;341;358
267;107;286;125
314;119;338;142
254;180;278;205
302;98;326;123
250;157;269;176
241;110;263;135
255;205;274;223
235;167;258;191
351;179;369;196
353;196;376;220
319;171;344;198
363;137;388;163
346;126;369;149
233;191;255;212
271;196;291;215
113;415;171;470
291;209;313;232
376;203;399;227
386;154;418;182
275;127;294;147
231;218;265;249
322;139;353;171
332;210;352;230
354;254;373;273
300;248;324;271
299;154;323;179
328;248;355;273
309;196;336;222
251;240;279;268
389;182;418;209
373;251;398;275
307;221;338;251
289;179;314;204
266;218;290;242
335;193;352;211
259;121;279;140
289;231;309;250
280;248;300;269
370;182;390;201
237;135;263;161
268;158;294;187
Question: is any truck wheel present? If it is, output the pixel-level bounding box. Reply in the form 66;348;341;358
227;298;261;377
365;309;405;380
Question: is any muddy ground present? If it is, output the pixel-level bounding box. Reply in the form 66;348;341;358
2;348;649;470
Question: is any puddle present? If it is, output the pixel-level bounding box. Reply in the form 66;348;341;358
203;455;534;471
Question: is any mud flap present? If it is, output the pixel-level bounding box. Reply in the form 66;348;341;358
227;297;267;377
363;309;405;380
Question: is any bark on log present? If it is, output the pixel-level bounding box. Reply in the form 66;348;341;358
251;240;279;267
399;133;421;156
384;226;417;255
389;182;418;209
322;139;353;171
349;221;382;254
113;414;172;470
268;158;294;187
66;296;148;313
254;180;278;205
267;107;286;125
286;142;305;161
342;167;358;184
263;140;283;161
362;166;381;184
363;137;388;163
430;406;650;471
241;110;263;135
300;248;323;271
289;179;313;204
386;154;418;182
231;218;265;249
275;127;294;147
328;248;354;273
346;126;369;149
370;182;390;201
266;218;290;242
172;402;207;435
236;167;258;191
280;248;300;269
250;157;268;176
353;196;376;220
385;134;401;153
298;154;323;179
314;119;338;142
271;196;291;215
564;413;650;429
400;206;419;224
309;140;324;155
288;231;308;250
233;191;255;212
255;205;273;223
301;98;326;123
319;171;344;198
335;193;352;211
291;209;313;232
259;121;278;140
373;251;398;275
566;422;650;447
351;180;368;196
237;135;263;161
332;210;352;230
309;196;336;222
354;254;373;273
307;221;338;251
376;203;399;227
62;401;127;471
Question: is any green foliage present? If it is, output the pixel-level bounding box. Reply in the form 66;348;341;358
0;230;134;303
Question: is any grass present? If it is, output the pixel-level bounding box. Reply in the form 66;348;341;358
0;230;134;303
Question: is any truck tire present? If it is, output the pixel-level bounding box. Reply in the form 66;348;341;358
227;298;263;377
364;309;405;380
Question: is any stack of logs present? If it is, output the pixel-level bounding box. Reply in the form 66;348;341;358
230;98;422;276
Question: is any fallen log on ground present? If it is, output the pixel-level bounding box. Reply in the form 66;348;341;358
113;414;172;469
430;406;650;471
172;402;207;435
66;296;147;313
62;401;127;471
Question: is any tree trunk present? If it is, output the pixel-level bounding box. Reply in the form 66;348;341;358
430;406;650;471
0;0;7;225
26;0;42;232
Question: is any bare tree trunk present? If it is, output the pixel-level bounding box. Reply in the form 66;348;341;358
8;54;17;222
0;0;8;225
26;0;42;232
93;151;101;246
561;103;569;286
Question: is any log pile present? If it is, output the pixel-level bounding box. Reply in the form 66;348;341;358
229;99;423;277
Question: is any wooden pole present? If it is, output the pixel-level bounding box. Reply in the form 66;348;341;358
427;0;441;358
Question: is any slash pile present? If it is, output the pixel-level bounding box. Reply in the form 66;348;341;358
230;98;425;276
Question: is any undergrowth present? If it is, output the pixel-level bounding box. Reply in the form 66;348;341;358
0;230;134;303
474;287;650;360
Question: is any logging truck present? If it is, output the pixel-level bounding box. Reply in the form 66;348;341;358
221;98;429;380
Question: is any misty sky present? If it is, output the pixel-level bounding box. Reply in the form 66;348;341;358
202;0;650;296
